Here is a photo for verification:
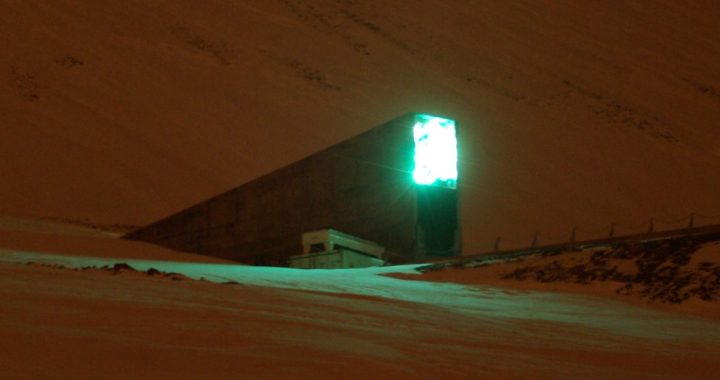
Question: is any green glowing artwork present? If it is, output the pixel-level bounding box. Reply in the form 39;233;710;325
412;114;458;189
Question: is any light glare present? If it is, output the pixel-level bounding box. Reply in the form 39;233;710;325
412;114;457;189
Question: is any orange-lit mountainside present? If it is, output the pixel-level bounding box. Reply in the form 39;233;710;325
2;1;719;253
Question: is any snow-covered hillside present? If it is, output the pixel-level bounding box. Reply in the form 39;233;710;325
1;1;719;252
2;245;719;379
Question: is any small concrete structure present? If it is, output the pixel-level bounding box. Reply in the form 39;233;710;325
288;229;385;269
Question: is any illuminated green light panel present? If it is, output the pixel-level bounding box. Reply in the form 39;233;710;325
412;114;458;189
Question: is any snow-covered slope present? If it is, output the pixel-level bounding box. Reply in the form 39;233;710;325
2;249;718;340
2;248;719;379
2;1;719;252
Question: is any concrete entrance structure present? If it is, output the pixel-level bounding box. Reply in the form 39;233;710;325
125;113;461;265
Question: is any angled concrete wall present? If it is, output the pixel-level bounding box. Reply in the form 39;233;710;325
125;113;459;265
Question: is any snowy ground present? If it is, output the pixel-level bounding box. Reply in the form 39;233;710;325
1;249;717;340
1;226;719;379
4;203;716;378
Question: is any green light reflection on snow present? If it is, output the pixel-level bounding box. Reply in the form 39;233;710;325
2;250;719;342
412;114;458;189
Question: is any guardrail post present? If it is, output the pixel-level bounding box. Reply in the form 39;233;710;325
609;222;615;238
570;226;576;244
648;217;654;233
531;232;538;248
688;213;695;228
494;237;501;252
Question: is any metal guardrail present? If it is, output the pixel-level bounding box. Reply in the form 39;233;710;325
413;223;720;269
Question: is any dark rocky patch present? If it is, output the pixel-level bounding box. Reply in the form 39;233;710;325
56;56;84;68
11;66;40;102
28;261;189;281
561;80;679;143
173;26;234;65
501;234;720;303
